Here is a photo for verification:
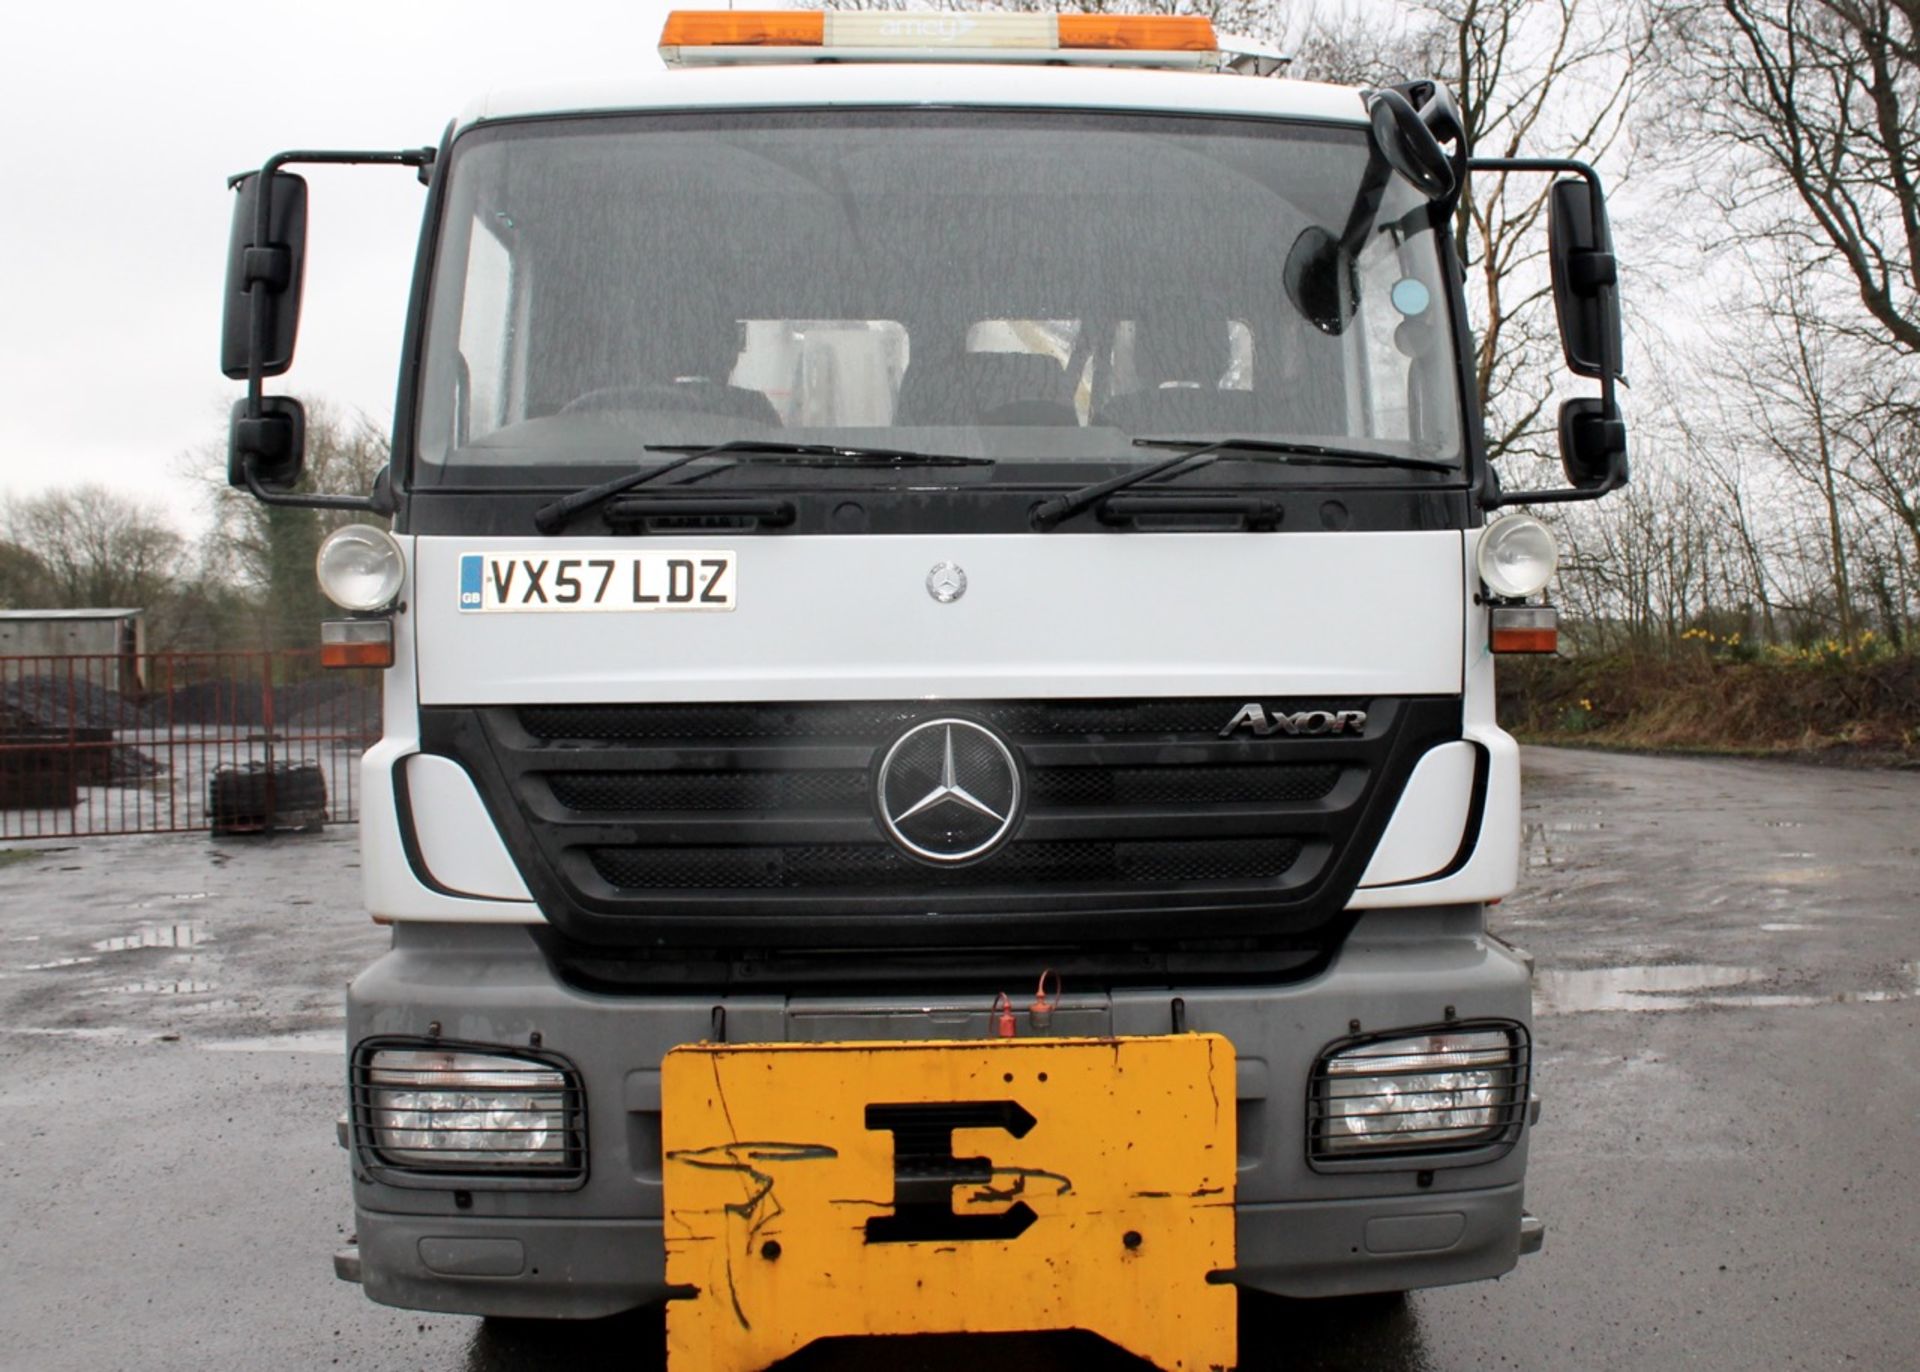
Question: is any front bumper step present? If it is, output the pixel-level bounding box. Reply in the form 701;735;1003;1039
335;1244;362;1284
1519;1212;1545;1256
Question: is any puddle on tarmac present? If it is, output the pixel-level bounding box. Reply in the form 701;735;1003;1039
1760;922;1813;932
19;955;99;971
92;921;212;953
1537;962;1918;1014
1759;867;1839;885
129;892;210;910
1522;816;1610;869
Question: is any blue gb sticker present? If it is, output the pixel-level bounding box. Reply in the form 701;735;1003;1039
459;554;484;610
1391;278;1432;316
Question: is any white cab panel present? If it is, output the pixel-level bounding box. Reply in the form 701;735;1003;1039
1348;526;1519;909
1356;741;1476;887
403;754;533;901
413;532;1464;704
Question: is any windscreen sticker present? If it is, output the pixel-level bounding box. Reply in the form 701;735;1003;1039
1390;278;1432;316
458;552;736;612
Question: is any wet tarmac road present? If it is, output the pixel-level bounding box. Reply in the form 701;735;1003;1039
1;747;1916;1370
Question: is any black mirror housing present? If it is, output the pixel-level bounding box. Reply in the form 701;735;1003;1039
1558;397;1627;490
221;171;308;380
1366;88;1456;201
1548;178;1622;379
228;396;307;491
1283;226;1357;335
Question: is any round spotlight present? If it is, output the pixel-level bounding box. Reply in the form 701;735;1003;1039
316;525;405;611
1477;515;1558;599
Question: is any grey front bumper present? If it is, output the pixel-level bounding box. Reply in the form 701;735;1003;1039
342;904;1537;1317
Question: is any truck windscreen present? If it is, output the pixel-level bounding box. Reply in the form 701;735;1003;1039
413;109;1465;491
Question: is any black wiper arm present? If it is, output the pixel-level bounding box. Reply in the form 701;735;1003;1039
534;441;990;533
534;441;729;534
1030;437;1456;531
1029;444;1228;531
644;440;994;468
1131;436;1457;472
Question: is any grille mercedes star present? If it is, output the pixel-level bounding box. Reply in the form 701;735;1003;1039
876;719;1022;863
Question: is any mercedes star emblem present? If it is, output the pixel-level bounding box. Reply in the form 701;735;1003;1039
875;718;1021;863
926;561;967;603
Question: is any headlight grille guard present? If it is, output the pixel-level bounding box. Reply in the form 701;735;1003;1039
349;1036;589;1192
1306;1019;1531;1172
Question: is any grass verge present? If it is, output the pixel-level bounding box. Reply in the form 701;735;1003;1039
1499;653;1920;765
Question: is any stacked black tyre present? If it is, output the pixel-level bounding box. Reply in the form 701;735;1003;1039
208;762;327;835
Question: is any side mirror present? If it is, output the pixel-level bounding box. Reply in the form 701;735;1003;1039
1557;397;1627;490
1365;89;1455;201
228;396;306;491
1548;179;1622;380
221;171;309;381
1282;226;1357;335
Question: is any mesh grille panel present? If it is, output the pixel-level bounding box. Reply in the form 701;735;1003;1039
590;837;1304;891
547;763;1340;814
548;770;866;812
1028;763;1341;807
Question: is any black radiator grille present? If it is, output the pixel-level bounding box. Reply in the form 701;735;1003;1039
418;694;1462;949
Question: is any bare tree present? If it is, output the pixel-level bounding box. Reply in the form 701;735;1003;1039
1654;0;1920;353
2;485;186;612
1636;3;1920;650
0;541;51;609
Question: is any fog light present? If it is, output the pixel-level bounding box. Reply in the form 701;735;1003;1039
360;1047;576;1170
1477;515;1558;599
317;524;404;611
1311;1026;1526;1159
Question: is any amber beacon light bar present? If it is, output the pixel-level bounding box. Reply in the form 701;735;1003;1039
658;10;1288;73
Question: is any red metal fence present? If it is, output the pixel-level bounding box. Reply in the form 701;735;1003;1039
0;651;381;838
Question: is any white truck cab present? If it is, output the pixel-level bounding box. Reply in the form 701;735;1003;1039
221;12;1627;1367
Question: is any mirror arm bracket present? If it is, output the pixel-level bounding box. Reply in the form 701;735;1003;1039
242;462;385;514
1483;469;1626;508
240;146;435;417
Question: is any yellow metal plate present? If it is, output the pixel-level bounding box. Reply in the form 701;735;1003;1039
662;1034;1236;1372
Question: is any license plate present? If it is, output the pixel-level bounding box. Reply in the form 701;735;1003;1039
661;1035;1236;1372
457;550;735;613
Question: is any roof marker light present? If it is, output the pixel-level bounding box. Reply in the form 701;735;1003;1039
659;11;825;49
1056;15;1216;50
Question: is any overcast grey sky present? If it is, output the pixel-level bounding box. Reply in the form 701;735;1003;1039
0;0;726;535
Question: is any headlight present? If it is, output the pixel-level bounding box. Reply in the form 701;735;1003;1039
316;524;405;611
359;1047;577;1171
1477;515;1558;599
1311;1026;1527;1160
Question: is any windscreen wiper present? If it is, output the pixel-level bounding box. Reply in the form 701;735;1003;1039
645;440;994;469
1030;437;1455;531
534;440;990;533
